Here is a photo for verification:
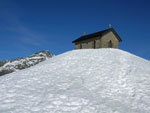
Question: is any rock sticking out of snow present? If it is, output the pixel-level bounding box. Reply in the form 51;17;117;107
0;48;150;113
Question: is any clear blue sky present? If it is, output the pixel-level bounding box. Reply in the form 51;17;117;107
0;0;150;60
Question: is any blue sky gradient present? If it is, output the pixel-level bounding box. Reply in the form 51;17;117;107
0;0;150;60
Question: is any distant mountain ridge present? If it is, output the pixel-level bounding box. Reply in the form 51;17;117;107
0;50;53;76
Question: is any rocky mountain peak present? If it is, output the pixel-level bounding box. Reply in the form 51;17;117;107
0;50;53;76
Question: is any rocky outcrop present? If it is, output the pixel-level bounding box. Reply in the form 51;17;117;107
0;61;6;67
0;50;53;76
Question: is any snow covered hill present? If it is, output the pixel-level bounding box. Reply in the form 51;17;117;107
0;50;53;76
0;49;150;113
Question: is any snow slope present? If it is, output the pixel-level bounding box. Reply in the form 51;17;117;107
0;49;150;113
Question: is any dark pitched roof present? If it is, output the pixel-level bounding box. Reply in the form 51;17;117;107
72;28;122;43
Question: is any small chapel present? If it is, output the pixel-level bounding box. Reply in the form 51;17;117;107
72;26;122;49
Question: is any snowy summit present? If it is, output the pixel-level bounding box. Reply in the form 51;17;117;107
0;49;150;113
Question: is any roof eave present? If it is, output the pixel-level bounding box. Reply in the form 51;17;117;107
110;28;122;42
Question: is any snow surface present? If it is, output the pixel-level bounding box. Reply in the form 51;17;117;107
0;49;150;113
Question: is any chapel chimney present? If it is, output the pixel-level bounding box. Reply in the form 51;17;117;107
83;32;86;36
109;24;112;28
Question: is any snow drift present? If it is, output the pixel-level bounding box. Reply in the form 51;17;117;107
0;49;150;113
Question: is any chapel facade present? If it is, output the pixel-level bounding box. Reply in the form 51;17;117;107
72;28;122;49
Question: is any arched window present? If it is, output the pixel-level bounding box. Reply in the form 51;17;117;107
108;40;113;48
80;44;82;49
93;40;96;48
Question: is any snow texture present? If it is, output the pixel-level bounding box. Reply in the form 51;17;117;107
0;49;150;113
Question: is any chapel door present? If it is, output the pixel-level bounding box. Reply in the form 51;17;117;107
108;40;113;48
